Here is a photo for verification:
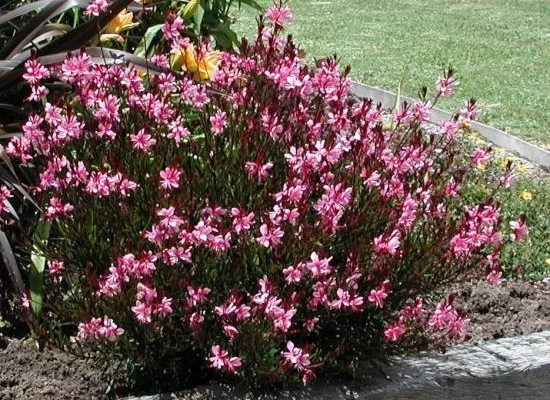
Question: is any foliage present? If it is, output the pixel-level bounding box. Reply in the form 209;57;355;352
233;0;550;147
3;4;528;391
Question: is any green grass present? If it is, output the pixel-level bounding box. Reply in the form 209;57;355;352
233;0;550;147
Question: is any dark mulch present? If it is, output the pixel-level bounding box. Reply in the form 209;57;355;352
0;279;549;399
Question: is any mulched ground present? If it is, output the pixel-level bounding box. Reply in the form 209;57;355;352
1;279;549;400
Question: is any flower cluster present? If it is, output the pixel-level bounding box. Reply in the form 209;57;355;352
8;5;526;386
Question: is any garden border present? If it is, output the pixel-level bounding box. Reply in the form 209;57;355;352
350;81;550;170
125;330;550;400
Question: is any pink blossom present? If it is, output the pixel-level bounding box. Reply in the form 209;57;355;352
189;312;204;331
283;341;310;371
210;110;227;135
256;223;284;248
131;301;153;324
159;166;182;190
264;5;293;27
47;259;64;276
223;324;239;339
20;292;30;310
209;345;241;373
187;286;211;307
22;59;49;85
368;283;389;308
460;99;480;121
209;345;227;370
98;316;124;341
435;76;458;98
439;120;459;140
509;218;528;241
231;208;255;234
154;297;173;317
77;316;123;341
486;268;503;285
384;320;407;342
157;206;184;231
162;16;184;41
273;308;296;332
283;265;303;283
373;230;401;256
428;303;456;331
84;0;108;17
471;148;489;167
130;129;156;151
305;252;333;277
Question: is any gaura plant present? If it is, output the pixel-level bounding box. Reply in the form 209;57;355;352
5;4;527;390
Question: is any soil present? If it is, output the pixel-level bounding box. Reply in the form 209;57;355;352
0;279;549;400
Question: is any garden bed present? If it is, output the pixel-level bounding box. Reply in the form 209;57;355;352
1;279;549;399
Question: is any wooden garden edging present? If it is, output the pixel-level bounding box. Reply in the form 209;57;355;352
350;81;550;170
125;330;550;400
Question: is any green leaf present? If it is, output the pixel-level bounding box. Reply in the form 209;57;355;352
134;23;163;58
213;22;239;49
29;220;51;320
193;4;205;35
182;0;200;19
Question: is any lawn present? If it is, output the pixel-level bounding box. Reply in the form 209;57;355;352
233;0;550;148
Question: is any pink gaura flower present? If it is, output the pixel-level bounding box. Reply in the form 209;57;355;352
47;259;64;276
98;316;124;341
486;268;503;285
159;166;182;190
428;302;456;331
283;341;310;371
264;5;293;27
471;148;489;167
210;110;227;135
509;217;528;241
154;297;173;317
435;76;458;98
157;206;184;231
231;208;255;234
130;129;156;151
283;264;303;283
187;286;211;307
223;324;239;339
368;281;389;308
84;0;108;17
373;229;401;256
384;320;407;342
245;161;273;182
209;345;241;373
256;223;284;248
439;120;459;140
22;59;49;85
305;251;332;277
131;301;153;324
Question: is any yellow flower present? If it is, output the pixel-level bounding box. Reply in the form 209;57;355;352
100;10;139;44
516;164;527;174
171;44;221;81
520;190;533;201
105;10;136;34
545;258;550;266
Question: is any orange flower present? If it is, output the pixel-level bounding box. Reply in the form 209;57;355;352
100;9;138;43
171;44;221;81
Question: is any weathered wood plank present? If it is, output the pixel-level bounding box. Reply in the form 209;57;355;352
125;330;550;400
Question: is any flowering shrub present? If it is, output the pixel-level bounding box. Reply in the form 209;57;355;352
6;6;527;389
